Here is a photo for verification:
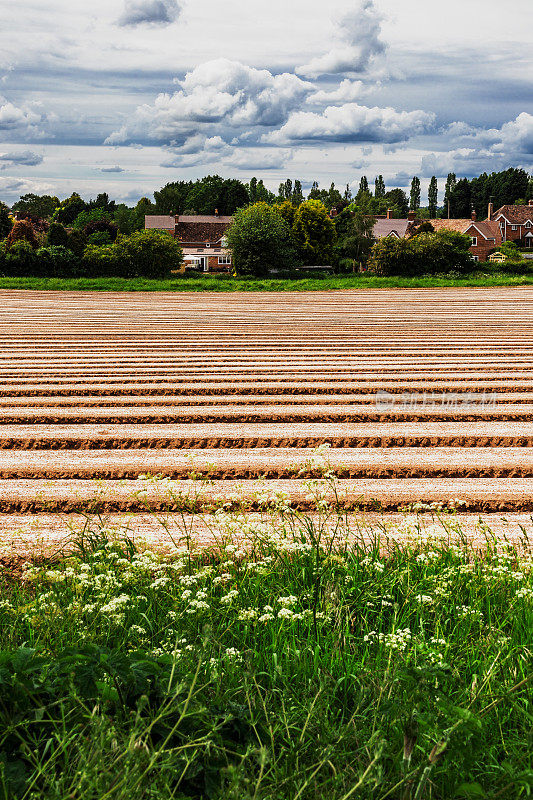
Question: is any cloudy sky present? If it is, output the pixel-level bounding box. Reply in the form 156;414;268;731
0;0;531;205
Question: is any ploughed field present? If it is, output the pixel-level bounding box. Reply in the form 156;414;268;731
3;286;533;555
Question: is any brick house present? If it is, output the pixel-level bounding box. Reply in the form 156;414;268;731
424;214;502;261
145;213;233;272
491;200;533;249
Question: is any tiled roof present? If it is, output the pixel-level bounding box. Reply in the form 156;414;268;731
373;219;410;238
177;215;233;224
144;215;175;229
469;220;500;241
176;218;232;244
427;219;473;233
494;205;533;224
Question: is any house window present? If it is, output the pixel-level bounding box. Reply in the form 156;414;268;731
512;225;517;231
218;255;232;265
526;221;532;228
470;237;477;246
471;255;479;262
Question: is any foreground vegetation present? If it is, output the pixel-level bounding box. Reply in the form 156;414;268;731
2;270;533;292
1;500;531;799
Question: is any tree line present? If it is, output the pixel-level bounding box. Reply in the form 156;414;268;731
3;168;531;233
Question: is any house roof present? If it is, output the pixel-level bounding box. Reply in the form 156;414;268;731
176;218;232;244
426;219;473;234
177;215;233;224
373;219;410;239
144;215;175;229
467;220;500;240
494;205;533;224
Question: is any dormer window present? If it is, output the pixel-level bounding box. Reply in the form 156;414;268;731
526;221;532;228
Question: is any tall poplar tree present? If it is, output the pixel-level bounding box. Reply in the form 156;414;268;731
428;176;438;219
374;175;386;198
443;173;457;218
410;176;421;213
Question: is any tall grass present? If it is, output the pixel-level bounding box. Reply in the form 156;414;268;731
2;495;532;798
2;270;533;292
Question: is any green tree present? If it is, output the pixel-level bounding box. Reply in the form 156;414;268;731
12;194;59;219
384;188;409;217
88;192;115;215
83;230;183;279
335;209;375;269
46;222;70;248
327;182;343;210
248;177;258;203
443;173;457;218
114;204;135;235
410;176;421;213
368;228;472;276
73;208;113;229
255;179;275;204
498;240;523;260
293;180;304;204
292;199;337;265
0;202;12;238
132;197;156;231
428;176;438;219
52;193;88;225
274;200;297;228
154;182;191;215
344;184;352;202
225;202;298;276
308;181;321;200
449;178;472;218
374;175;386;198
67;229;88;257
359;176;369;194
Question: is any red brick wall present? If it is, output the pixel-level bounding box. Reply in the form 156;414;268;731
207;255;232;272
464;225;500;262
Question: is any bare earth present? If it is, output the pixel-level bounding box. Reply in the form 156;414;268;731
2;286;533;556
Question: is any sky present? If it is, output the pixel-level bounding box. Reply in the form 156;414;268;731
0;0;531;206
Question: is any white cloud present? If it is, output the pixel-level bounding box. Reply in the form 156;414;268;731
0;150;43;168
307;79;366;105
297;0;386;78
420;148;479;177
99;165;125;172
0;98;45;136
225;149;291;170
264;103;435;145
0;175;54;202
118;0;181;27
493;112;533;156
106;59;313;145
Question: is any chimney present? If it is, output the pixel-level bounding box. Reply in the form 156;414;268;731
488;202;493;220
471;210;477;222
214;208;219;217
407;210;415;221
386;208;392;219
529;199;533;207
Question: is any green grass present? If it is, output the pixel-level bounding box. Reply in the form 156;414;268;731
2;270;533;292
1;501;531;799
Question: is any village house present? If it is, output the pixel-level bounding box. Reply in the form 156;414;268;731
372;207;503;262
422;213;502;261
145;212;233;272
491;200;533;249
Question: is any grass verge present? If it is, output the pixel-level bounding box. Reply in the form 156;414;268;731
1;504;531;799
2;271;533;292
